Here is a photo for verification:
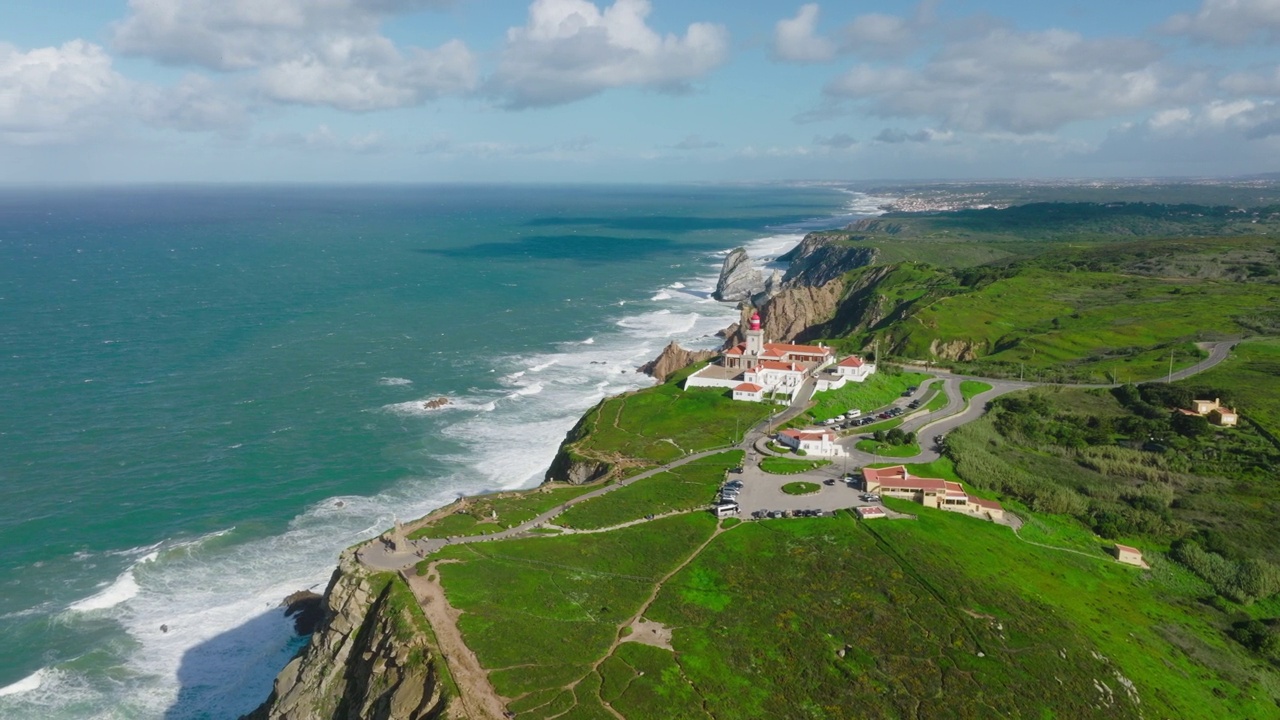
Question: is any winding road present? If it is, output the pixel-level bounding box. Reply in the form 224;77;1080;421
358;340;1237;571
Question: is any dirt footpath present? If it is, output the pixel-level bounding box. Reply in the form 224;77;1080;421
403;565;510;720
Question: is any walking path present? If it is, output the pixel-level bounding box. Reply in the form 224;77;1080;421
350;338;1237;719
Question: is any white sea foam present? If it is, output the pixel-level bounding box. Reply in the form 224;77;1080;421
0;668;51;697
579;337;595;345
67;551;157;613
378;377;413;386
1;189;887;720
380;396;494;417
649;291;672;301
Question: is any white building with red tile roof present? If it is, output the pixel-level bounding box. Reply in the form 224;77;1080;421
861;465;1004;521
777;428;843;457
834;355;875;381
684;311;834;400
732;382;765;402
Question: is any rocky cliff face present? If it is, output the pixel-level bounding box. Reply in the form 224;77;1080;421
778;234;878;288
243;554;448;720
543;402;613;485
636;341;716;382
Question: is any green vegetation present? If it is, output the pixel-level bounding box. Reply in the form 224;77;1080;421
639;509;1279;719
562;364;773;468
556;451;742;530
854;439;920;458
366;572;458;695
808;232;1279;384
409;484;595;539
801;369;929;424
1184;337;1280;437
780;481;820;495
960;380;992;402
923;387;948;411
433;514;717;718
759;457;830;474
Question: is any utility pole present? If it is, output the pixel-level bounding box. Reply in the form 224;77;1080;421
1168;348;1175;383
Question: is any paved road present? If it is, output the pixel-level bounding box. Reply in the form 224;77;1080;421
358;340;1238;571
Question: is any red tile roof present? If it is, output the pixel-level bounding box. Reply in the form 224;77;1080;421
837;355;865;367
1114;543;1141;555
756;360;802;372
734;383;763;393
967;495;1003;511
780;428;835;442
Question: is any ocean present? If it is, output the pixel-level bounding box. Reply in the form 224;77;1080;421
0;184;881;718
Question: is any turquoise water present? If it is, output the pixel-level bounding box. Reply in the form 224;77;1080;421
0;184;874;718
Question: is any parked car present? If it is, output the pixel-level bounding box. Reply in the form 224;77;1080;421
908;400;920;409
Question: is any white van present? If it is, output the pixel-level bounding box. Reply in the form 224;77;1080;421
845;409;862;419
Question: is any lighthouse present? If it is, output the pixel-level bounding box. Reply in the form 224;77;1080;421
745;310;764;359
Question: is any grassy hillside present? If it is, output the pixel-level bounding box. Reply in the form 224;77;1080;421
808;234;1278;382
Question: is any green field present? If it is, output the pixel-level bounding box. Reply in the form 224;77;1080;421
566;365;773;466
556;451;742;530
1181;337;1280;437
901;269;1257;381
409;484;597;539
801;370;929;424
432;514;718;718
759;457;830;474
635;508;1278;719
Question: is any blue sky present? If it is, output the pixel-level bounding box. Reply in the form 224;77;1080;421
2;0;1279;183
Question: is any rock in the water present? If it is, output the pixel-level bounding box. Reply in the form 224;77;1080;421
421;397;450;410
713;248;767;302
636;341;717;382
281;590;325;635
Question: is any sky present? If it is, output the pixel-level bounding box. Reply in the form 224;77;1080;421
2;0;1280;183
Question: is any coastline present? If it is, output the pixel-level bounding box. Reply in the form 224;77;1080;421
0;185;880;719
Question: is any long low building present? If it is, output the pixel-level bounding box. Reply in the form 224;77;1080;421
777;428;844;457
861;465;1004;521
684;311;833;401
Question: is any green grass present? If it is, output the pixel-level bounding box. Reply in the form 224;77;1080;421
556;451;742;530
855;439;921;458
638;507;1278;719
409;484;596;539
568;365;773;465
433;513;717;717
802;370;930;424
924;387;949;411
900;268;1268;382
1180;337;1280;438
780;481;821;495
960;380;992;402
759;457;831;474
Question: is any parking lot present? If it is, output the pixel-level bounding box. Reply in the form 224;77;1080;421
713;458;896;520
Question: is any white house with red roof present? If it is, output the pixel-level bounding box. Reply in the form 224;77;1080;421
684;311;835;401
815;354;877;391
776;428;843;457
861;465;1004;521
732;382;764;402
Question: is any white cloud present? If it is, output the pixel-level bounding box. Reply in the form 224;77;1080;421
1162;0;1280;46
489;0;729;108
773;4;835;63
824;28;1191;134
0;41;133;145
112;0;476;111
772;2;932;64
137;74;252;134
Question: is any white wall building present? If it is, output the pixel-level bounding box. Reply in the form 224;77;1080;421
834;355;876;381
732;382;764;402
777;428;844;457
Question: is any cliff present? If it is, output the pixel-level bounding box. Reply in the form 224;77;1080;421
542;402;613;485
243;553;449;720
777;234;878;288
713;247;770;302
636;341;717;382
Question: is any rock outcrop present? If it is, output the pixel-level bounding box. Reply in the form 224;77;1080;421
928;338;984;362
723;280;848;346
636;341;716;382
778;234;878;288
243;554;448;720
543;403;613;485
713;248;771;302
